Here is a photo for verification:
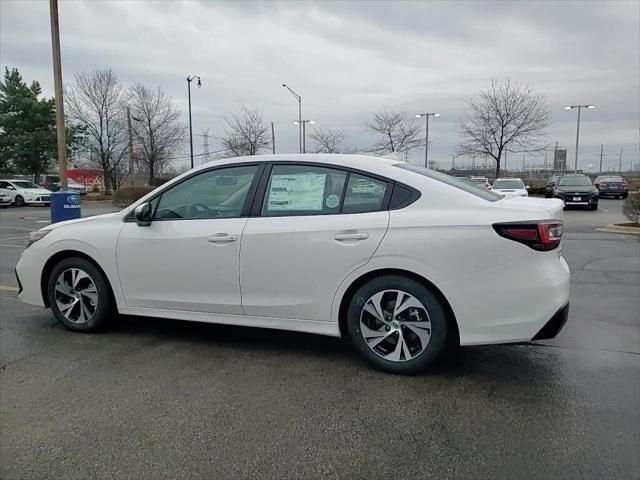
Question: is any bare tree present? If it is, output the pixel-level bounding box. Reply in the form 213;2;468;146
310;128;347;153
129;83;186;185
65;68;128;193
366;111;423;155
219;107;271;157
458;79;550;178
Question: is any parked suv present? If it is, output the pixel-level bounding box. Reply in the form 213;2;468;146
545;175;560;198
554;174;599;210
593;175;629;199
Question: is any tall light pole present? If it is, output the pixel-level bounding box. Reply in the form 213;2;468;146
293;120;314;153
283;84;302;153
415;113;439;168
187;75;201;169
564;104;594;173
49;0;67;190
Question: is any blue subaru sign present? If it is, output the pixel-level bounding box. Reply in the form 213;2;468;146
50;190;81;223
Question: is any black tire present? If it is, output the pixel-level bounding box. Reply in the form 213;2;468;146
590;203;598;210
47;257;112;332
622;193;628;199
15;195;25;207
347;275;450;374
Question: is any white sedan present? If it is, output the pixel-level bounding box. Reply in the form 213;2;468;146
16;155;569;374
0;179;52;206
491;178;529;197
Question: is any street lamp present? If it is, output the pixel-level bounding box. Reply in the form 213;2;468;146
564;104;594;173
293;120;315;153
187;75;202;169
415;113;440;167
282;83;302;153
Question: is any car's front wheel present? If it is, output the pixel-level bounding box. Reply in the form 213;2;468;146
347;275;450;374
47;257;112;332
14;195;25;207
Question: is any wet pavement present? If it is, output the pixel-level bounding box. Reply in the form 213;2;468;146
0;199;638;479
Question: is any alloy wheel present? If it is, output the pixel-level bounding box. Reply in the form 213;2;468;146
359;290;431;362
54;268;99;324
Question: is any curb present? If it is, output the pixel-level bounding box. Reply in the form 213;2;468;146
595;224;640;235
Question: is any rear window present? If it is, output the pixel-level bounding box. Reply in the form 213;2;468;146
492;179;524;189
394;164;502;202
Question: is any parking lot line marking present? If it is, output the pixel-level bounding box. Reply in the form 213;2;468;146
0;227;32;231
0;285;19;292
600;207;611;213
35;220;50;224
0;244;23;248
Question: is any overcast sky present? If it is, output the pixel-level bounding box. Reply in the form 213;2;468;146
1;0;638;171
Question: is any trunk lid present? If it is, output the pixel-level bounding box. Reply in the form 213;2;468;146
495;196;564;220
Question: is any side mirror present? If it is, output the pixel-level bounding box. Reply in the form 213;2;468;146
134;202;152;226
526;185;531;189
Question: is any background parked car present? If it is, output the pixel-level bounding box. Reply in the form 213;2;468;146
0;179;52;206
491;178;529;197
468;176;491;190
40;174;88;194
545;175;560;197
593;175;629;199
554;174;599;210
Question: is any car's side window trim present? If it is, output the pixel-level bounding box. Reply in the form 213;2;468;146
123;162;265;223
251;161;396;218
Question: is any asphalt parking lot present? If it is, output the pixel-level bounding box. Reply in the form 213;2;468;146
1;199;638;479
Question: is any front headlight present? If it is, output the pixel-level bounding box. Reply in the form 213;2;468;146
25;229;50;249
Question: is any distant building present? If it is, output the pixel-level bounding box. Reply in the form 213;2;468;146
553;148;567;172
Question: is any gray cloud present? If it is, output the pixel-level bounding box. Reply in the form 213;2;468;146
1;0;637;171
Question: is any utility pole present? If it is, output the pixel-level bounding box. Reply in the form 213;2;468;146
522;154;525;173
49;0;67;190
618;148;622;172
564;104;595;173
127;106;135;186
271;122;275;154
201;128;210;164
599;144;604;172
282;84;302;153
451;155;456;171
187;75;201;169
415;113;439;168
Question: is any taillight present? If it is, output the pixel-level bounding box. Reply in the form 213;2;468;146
493;221;563;251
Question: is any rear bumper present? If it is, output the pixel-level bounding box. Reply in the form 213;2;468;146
532;303;569;340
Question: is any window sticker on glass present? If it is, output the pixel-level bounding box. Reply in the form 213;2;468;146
267;173;327;211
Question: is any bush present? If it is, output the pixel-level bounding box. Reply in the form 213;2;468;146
622;192;640;224
112;187;154;208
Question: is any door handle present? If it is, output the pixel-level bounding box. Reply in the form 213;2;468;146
208;233;237;243
334;232;369;241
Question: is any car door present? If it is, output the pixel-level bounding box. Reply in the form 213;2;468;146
116;163;263;314
240;163;390;321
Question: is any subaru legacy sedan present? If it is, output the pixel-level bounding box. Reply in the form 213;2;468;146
16;155;569;374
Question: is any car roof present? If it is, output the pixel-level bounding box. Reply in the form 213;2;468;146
494;178;523;181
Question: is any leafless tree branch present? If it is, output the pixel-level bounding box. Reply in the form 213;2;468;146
457;79;550;177
366;111;424;155
218;107;271;158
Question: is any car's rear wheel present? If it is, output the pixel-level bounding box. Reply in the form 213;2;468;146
347;275;449;374
47;257;112;332
14;195;25;207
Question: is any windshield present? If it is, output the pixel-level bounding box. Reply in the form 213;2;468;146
559;176;592;186
12;181;39;189
395;164;502;202
492;179;524;189
469;178;487;184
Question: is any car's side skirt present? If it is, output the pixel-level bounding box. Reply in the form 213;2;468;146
117;306;341;337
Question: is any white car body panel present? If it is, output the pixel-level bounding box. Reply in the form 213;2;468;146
492;187;528;197
240;211;389;320
116;218;247;314
15;154;570;345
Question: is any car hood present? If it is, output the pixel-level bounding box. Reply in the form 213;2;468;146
492;188;527;195
41;211;121;231
556;185;596;193
19;188;52;196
